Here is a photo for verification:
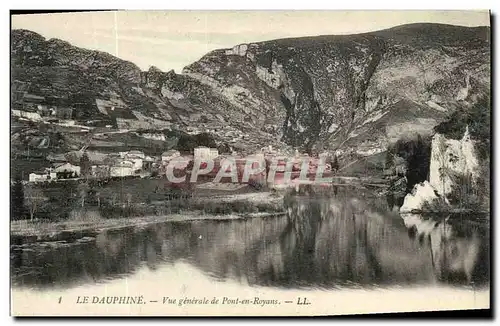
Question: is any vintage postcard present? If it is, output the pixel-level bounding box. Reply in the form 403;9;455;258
10;10;491;316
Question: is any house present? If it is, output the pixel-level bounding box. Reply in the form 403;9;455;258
194;147;219;160
23;93;45;105
59;120;76;126
29;170;57;182
119;151;146;171
37;104;50;116
119;150;145;159
124;153;143;172
11;109;42;121
110;160;134;177
23;93;45;102
11;81;27;102
53;162;81;178
107;153;122;159
143;156;155;170
161;150;181;163
128;150;145;159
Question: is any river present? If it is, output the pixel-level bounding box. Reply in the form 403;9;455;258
10;187;490;315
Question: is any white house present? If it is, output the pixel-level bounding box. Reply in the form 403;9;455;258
143;156;155;170
12;109;42;121
58;119;76;126
29;170;57;182
124;153;143;171
119;150;145;159
110;160;134;177
194;147;219;160
128;150;145;159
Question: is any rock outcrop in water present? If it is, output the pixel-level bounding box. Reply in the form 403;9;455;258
400;127;481;212
400;181;439;212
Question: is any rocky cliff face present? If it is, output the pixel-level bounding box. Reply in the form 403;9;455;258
429;126;480;195
178;23;490;153
11;24;490;153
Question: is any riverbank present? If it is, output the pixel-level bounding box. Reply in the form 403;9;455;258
10;179;392;243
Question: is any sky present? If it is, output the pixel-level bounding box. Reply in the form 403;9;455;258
11;10;490;73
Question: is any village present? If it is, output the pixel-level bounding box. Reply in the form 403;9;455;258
10;85;339;192
24;144;337;188
8;76;340;192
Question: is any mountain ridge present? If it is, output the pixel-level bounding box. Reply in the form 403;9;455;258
11;23;490;154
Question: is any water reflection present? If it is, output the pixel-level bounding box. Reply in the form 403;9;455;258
402;213;489;286
11;189;489;290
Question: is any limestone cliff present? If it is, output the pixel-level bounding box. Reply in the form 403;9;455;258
400;126;483;212
429;126;480;196
178;23;490;153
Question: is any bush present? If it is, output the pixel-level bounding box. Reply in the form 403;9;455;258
421;169;490;213
68;208;102;222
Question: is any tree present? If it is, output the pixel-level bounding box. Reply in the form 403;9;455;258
87;183;98;206
10;172;25;220
110;193;117;206
24;186;45;221
384;149;393;170
79;152;92;179
393;155;407;177
95;190;101;207
437;137;450;204
126;193;132;207
217;143;232;154
331;154;340;172
57;181;77;219
77;182;90;208
177;132;218;153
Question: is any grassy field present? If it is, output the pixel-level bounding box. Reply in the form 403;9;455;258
10;190;286;242
25;177;261;206
12;171;282;217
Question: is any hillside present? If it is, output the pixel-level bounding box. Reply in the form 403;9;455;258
11;23;490;155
